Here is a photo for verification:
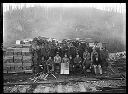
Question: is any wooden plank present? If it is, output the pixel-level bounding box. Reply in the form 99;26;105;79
56;85;63;93
23;63;32;66
22;56;32;63
14;56;22;63
3;70;7;73
3;58;14;63
33;85;45;93
22;48;30;52
78;82;87;92
22;52;31;56
72;83;80;92
14;65;23;73
24;70;33;73
66;84;73;93
43;86;51;93
23;66;32;70
22;56;32;60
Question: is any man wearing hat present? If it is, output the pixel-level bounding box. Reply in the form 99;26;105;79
61;54;70;74
82;49;91;75
54;52;62;74
91;48;102;75
73;54;82;74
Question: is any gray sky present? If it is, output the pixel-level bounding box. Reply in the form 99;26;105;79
3;3;126;14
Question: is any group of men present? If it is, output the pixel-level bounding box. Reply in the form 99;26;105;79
31;38;109;76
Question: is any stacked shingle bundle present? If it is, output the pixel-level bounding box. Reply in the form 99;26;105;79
22;46;32;73
3;48;14;73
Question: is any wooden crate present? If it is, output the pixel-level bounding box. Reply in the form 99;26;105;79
14;48;22;56
13;44;23;48
22;44;31;48
14;56;22;63
22;52;31;56
14;52;22;56
5;51;14;56
23;62;32;66
14;66;23;73
22;48;31;56
3;56;14;63
23;66;32;70
24;70;33;73
3;69;7;73
4;64;10;72
7;66;16;73
23;63;32;70
3;64;9;70
22;56;32;63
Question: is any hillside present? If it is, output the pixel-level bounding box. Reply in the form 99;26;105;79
3;7;126;52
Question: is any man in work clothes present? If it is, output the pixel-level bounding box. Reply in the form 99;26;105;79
82;49;91;76
100;47;109;73
61;54;70;74
69;55;74;75
54;53;62;74
46;56;54;73
91;48;102;75
73;54;82;74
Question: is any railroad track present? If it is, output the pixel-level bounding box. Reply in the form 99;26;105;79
4;79;126;93
4;76;125;86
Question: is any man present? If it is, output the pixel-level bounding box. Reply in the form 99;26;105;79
91;48;102;75
62;44;69;57
54;53;62;74
78;43;84;60
73;54;82;74
83;49;90;60
69;55;74;74
32;50;38;74
69;44;77;59
50;44;56;58
82;49;91;75
40;56;46;74
61;54;70;74
100;47;109;72
46;57;54;73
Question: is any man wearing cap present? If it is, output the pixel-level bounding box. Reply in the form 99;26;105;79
54;53;62;74
100;47;109;72
73;54;82;74
91;48;102;75
82;49;91;75
69;55;74;75
61;54;70;74
46;56;54;73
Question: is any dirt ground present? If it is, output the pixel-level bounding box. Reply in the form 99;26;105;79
3;59;126;93
3;71;126;93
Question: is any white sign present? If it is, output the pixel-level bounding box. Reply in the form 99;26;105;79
89;43;95;47
16;40;21;44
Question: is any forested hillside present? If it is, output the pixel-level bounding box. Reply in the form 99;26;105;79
3;6;126;52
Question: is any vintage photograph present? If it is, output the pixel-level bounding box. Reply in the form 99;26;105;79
3;3;126;93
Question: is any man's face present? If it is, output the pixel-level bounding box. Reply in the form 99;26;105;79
77;55;79;58
42;57;44;60
65;54;67;57
93;49;96;52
